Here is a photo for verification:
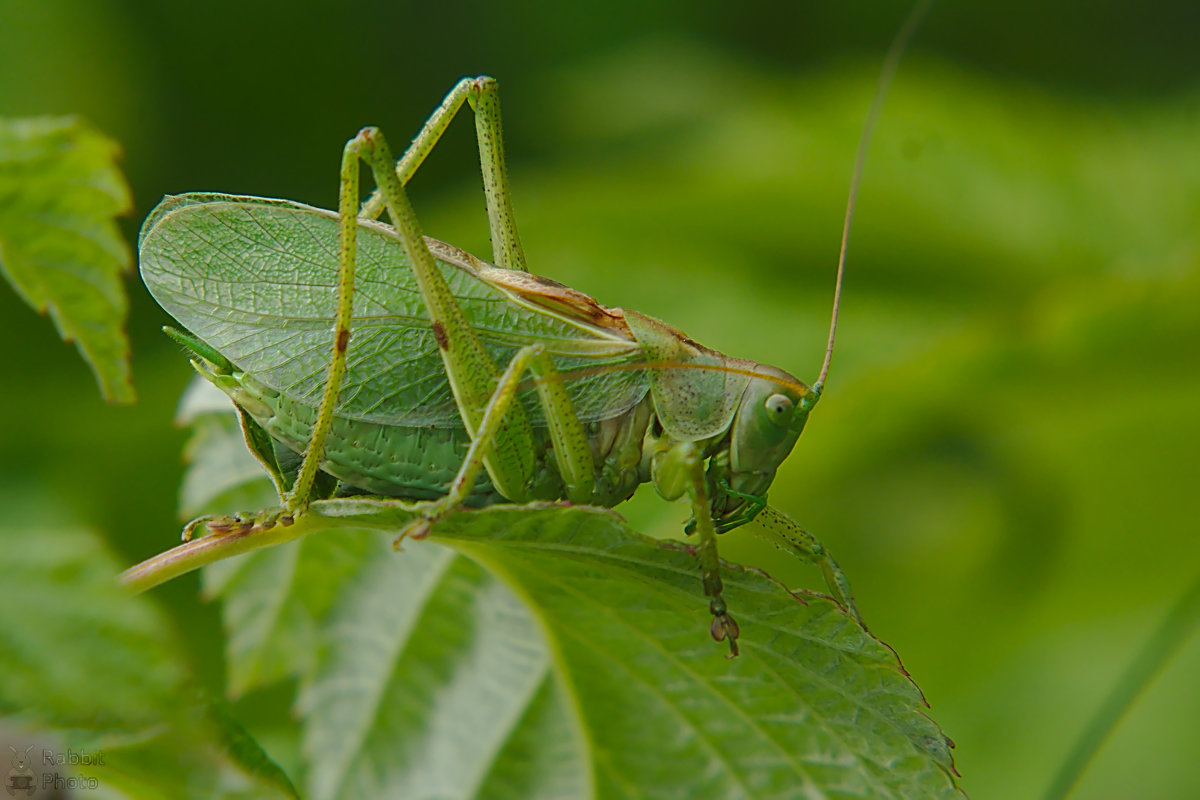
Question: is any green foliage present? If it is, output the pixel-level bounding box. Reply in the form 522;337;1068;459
0;116;133;402
2;8;1199;798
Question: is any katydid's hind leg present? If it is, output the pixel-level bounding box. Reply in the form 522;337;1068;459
360;76;528;272
182;417;343;542
357;127;542;505
466;78;527;272
289;122;543;540
181;507;296;542
193;80;528;534
290;121;522;520
359;78;475;220
755;505;863;626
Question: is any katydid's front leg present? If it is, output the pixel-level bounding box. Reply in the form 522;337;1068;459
687;453;742;658
653;441;742;657
754;505;863;626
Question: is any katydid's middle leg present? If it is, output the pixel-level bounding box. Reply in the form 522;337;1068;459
679;445;742;658
395;342;597;545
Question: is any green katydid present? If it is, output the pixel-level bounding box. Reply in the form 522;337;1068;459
139;10;926;657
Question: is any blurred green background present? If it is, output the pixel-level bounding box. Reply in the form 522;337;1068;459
2;1;1198;797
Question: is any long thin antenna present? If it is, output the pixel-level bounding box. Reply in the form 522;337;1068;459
814;0;934;393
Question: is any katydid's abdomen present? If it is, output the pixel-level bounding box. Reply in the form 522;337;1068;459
231;368;507;504
212;358;655;509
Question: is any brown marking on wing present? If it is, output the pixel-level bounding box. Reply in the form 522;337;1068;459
425;236;634;338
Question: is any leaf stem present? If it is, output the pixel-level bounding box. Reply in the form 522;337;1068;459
119;499;421;593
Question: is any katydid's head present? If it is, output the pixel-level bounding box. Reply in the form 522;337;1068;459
727;365;816;496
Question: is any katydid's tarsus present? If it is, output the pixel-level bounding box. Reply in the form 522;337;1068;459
140;6;929;656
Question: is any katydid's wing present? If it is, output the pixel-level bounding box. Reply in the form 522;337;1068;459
140;193;649;428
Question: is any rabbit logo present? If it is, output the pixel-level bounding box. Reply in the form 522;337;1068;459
6;745;35;796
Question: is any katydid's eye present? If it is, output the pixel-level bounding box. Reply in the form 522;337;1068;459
764;393;793;427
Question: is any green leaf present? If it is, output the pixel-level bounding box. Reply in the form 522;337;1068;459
0;115;134;402
176;407;960;799
178;379;353;698
0;510;186;731
208;694;302;800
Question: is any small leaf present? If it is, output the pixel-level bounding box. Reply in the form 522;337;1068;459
0;513;186;731
208;694;302;800
0;115;134;402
